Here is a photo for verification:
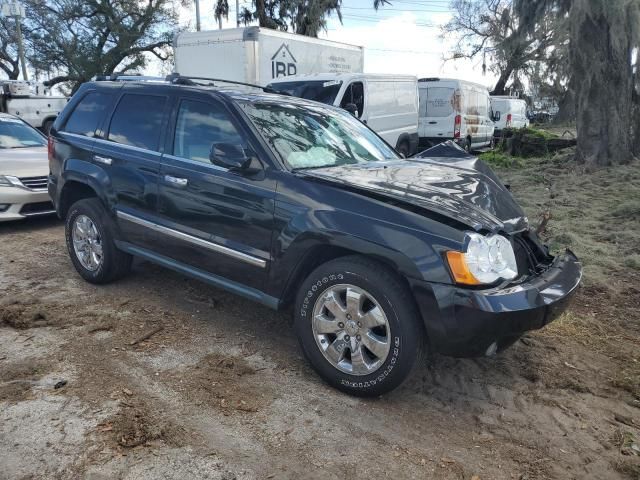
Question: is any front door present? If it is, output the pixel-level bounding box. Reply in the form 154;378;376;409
157;95;276;292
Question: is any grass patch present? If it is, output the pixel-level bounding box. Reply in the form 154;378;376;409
478;151;522;168
493;150;640;289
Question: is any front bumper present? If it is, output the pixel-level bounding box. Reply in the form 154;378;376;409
0;186;55;222
411;250;582;357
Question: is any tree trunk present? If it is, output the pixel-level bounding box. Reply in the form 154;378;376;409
255;0;268;27
553;83;576;124
491;65;514;96
570;0;635;167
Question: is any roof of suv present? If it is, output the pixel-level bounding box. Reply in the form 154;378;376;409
85;79;340;109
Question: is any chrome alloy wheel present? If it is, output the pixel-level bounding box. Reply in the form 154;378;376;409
72;214;103;271
311;284;391;376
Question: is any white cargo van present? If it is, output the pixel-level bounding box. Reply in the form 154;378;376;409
490;96;529;133
417;78;494;151
268;73;419;156
174;27;364;85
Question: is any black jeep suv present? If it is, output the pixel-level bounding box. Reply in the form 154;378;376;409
48;76;582;396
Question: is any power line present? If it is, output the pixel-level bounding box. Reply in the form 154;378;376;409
341;14;441;27
342;6;453;13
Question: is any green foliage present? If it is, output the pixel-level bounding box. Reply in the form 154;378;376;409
478;151;523;168
23;0;183;90
240;0;344;37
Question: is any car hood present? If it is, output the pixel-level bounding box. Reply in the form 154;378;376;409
301;157;528;233
0;146;49;178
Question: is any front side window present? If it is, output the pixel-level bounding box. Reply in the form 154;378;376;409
64;91;111;137
240;100;398;170
173;100;245;163
339;82;364;118
0;116;46;149
107;94;166;151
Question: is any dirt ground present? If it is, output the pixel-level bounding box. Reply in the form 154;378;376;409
1;158;639;479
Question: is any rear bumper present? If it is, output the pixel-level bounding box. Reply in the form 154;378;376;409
0;186;55;222
411;250;582;357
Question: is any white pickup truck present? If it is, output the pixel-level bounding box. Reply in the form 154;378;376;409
0;80;68;134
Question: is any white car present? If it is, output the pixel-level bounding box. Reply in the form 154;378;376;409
268;73;420;157
0;113;54;222
490;96;529;133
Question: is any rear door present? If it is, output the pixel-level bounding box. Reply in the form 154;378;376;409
53;89;116;209
156;93;276;291
419;86;455;141
93;89;170;249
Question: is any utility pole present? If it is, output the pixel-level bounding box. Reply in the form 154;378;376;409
195;0;201;31
1;1;28;81
236;0;240;27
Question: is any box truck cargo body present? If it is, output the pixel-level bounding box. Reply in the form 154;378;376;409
174;27;364;85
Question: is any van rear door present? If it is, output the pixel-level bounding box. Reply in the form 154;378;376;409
418;86;455;143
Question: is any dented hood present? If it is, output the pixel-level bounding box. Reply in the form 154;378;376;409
302;154;528;233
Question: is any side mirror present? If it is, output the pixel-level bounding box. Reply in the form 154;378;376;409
493;111;501;122
210;143;263;175
343;103;358;116
210;143;250;169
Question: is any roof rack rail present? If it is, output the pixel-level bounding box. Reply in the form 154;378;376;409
418;77;440;82
93;73;165;82
165;73;285;94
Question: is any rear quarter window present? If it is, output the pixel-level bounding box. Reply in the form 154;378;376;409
63;92;112;137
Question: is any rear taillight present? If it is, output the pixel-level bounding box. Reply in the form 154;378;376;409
506;113;512;128
454;115;461;138
47;136;54;164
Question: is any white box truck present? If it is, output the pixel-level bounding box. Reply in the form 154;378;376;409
268;73;419;156
173;27;364;85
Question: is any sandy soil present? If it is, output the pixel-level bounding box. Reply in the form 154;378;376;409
1;216;639;480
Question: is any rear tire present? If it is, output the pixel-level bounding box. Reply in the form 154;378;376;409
464;137;472;153
65;198;132;284
294;256;424;397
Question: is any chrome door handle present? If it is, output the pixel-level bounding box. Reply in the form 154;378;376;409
93;155;113;165
164;175;188;187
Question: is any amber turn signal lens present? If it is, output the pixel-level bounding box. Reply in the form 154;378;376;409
445;251;481;285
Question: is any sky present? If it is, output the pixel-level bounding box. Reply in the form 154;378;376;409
160;0;498;89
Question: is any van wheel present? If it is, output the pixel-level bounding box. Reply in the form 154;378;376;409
397;141;410;158
65;198;132;284
294;256;424;397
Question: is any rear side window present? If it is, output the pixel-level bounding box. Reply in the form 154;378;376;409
64;92;111;137
173;99;245;163
107;94;167;151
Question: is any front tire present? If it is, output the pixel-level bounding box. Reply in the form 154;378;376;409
294;256;424;396
65;198;132;284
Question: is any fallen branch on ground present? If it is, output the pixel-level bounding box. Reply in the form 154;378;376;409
129;326;163;346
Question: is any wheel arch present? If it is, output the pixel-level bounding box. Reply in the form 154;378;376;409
277;237;423;311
